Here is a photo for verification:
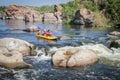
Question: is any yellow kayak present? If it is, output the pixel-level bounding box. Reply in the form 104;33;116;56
36;35;58;40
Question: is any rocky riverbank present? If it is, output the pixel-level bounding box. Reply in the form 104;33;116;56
1;4;63;24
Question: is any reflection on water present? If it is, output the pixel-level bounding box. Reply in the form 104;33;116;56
37;38;57;44
4;20;27;30
0;19;120;80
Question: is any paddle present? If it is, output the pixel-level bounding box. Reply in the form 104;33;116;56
37;25;44;30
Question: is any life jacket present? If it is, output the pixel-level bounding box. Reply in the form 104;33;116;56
46;31;52;36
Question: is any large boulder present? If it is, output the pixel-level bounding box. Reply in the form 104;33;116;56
0;51;32;68
52;47;98;67
73;8;94;25
2;4;42;22
0;38;35;68
0;38;34;56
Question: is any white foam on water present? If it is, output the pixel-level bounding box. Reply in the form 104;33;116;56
13;69;27;80
35;55;51;62
80;44;112;54
33;47;51;60
79;44;120;62
107;48;120;61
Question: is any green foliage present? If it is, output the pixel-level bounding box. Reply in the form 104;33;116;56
62;0;81;24
33;5;54;14
64;0;120;26
0;6;6;14
63;5;76;19
85;0;99;12
101;0;120;22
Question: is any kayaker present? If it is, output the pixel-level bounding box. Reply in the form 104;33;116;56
42;29;47;36
43;29;52;36
46;30;52;36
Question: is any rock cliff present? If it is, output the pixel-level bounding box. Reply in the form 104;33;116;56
2;4;42;22
73;8;94;25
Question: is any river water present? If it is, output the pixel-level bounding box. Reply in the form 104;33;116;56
0;19;120;80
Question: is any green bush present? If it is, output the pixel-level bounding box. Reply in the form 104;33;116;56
85;0;99;12
33;5;54;14
0;6;6;14
62;0;81;24
97;0;120;25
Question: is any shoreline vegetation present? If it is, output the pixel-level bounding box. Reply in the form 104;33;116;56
0;0;120;28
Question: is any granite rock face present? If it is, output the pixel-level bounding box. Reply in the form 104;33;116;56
2;4;42;22
0;51;32;68
52;47;98;67
73;8;94;25
42;5;63;24
0;38;35;68
0;38;34;56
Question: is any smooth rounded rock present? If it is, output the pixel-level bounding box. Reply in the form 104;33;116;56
0;38;34;56
52;47;98;68
0;51;32;68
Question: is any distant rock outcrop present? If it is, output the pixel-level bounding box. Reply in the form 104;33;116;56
42;5;63;24
2;4;42;22
42;13;57;23
1;4;63;24
54;5;63;23
73;8;94;25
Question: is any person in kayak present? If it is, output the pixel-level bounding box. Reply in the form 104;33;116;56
43;29;52;36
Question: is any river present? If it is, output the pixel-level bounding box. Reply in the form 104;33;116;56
0;19;120;80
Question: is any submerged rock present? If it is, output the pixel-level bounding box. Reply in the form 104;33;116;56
59;36;71;40
52;47;98;67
